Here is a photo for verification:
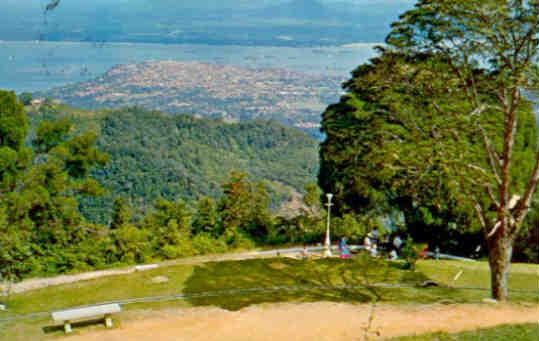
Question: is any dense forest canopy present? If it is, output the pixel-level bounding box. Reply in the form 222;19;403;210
30;103;319;223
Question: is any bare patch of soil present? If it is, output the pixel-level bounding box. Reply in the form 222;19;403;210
62;302;539;341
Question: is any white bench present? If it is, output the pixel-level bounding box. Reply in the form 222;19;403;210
51;303;121;333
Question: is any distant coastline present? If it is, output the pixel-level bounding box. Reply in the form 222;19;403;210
0;41;379;93
0;39;384;50
341;42;384;49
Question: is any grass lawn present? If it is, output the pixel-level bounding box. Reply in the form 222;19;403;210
1;256;538;340
390;323;539;340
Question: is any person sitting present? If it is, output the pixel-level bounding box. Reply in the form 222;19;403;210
364;234;372;253
339;237;351;259
370;244;378;257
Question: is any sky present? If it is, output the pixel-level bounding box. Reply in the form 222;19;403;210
0;0;416;44
4;0;415;12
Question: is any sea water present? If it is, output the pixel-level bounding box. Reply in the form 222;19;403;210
0;41;379;92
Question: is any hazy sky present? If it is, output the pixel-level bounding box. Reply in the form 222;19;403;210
0;0;416;44
4;0;415;11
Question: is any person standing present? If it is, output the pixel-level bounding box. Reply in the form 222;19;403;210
393;235;403;253
371;228;380;247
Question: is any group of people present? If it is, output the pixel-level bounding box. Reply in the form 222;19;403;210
337;228;405;260
363;228;404;259
300;229;406;260
363;228;380;257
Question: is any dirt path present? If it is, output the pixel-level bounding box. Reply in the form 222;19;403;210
63;302;539;341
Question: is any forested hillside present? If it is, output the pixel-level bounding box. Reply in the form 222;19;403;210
31;104;318;223
1;92;325;280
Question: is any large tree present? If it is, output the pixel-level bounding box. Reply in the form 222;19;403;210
388;0;539;301
321;0;539;301
0;91;31;192
0;90;109;280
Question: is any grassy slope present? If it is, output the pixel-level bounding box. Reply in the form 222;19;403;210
390;323;539;341
1;257;538;340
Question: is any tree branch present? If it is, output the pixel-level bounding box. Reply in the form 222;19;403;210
478;125;502;185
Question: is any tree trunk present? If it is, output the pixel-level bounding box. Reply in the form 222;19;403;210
488;235;513;301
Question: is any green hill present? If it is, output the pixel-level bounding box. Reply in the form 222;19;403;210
30;104;318;222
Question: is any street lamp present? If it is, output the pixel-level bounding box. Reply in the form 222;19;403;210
324;193;334;257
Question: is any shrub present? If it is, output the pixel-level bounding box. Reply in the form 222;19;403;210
192;233;229;255
400;237;419;271
224;227;256;250
111;225;151;263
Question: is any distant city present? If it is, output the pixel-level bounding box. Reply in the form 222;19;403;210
40;61;343;130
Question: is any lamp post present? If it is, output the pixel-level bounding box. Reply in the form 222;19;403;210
324;193;334;257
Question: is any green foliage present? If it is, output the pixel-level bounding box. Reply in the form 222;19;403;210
383;1;539;300
110;197;133;229
78;107;318;222
62;131;109;179
332;214;377;243
7;103;332;277
514;198;539;263
191;233;229;255
303;182;322;214
267;183;328;245
33;118;72;153
17;92;33;106
141;198;193;259
0;93;113;281
110;225;151;264
192;197;220;236
219;171;274;242
0;91;28;150
0;204;33;282
0;90;31;190
391;324;539;341
400;237;419;271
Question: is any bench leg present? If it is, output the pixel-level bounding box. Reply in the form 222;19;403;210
64;321;72;333
104;314;113;328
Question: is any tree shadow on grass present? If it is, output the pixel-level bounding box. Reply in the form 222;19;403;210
183;255;432;311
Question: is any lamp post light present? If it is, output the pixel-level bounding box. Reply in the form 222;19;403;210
324;193;334;257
